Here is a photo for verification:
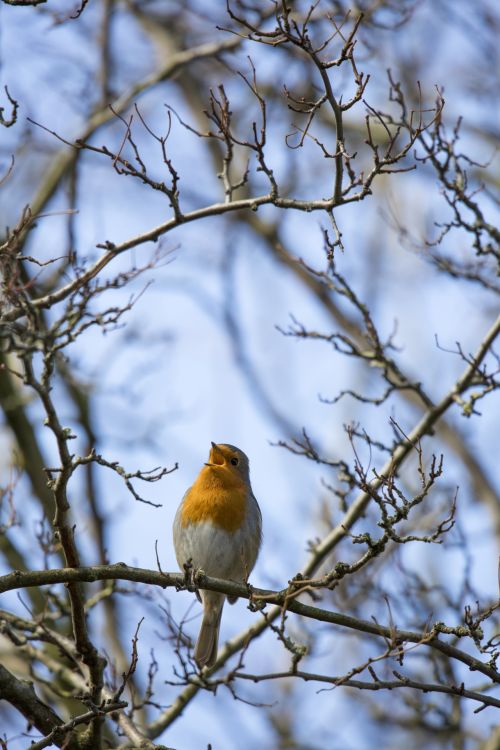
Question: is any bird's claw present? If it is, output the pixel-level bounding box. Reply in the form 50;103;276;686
182;560;204;601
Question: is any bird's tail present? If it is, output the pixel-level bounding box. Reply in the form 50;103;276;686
195;592;224;669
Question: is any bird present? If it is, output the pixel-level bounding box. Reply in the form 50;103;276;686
173;442;262;669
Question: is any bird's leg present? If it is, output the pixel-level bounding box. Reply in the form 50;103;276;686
192;567;206;603
182;559;195;588
182;559;203;602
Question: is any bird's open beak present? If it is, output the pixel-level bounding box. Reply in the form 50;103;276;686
207;441;225;466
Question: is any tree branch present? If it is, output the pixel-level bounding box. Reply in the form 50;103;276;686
0;564;497;683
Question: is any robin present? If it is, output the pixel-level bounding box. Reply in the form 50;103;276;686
173;442;262;668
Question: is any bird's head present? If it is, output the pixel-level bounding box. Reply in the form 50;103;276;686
205;442;250;483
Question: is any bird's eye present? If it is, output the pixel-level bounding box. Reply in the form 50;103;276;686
230;457;239;466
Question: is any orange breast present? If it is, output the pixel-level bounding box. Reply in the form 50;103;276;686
181;467;248;533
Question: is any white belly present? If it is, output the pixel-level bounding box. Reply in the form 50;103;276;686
173;505;261;582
